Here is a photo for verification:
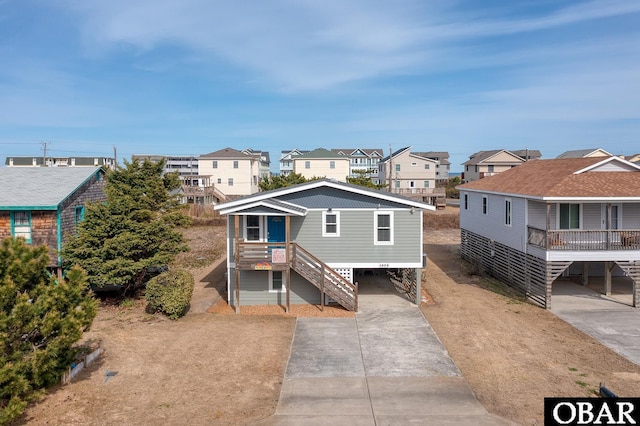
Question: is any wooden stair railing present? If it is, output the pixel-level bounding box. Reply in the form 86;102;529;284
291;243;358;311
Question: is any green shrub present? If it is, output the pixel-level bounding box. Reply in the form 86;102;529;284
145;269;194;319
0;238;96;424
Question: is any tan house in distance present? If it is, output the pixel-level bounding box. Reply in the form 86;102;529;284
556;148;612;159
378;147;438;194
199;148;261;197
462;149;541;183
293;148;350;182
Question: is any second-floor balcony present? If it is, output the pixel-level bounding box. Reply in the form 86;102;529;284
528;227;640;251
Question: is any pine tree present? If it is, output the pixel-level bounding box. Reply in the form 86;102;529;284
62;159;190;293
0;238;96;424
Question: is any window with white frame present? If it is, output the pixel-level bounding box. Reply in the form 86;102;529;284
305;161;310;169
11;211;32;243
482;196;488;215
269;271;286;292
233;160;239;169
505;198;512;226
395;164;401;172
245;215;261;241
423;181;430;188
322;210;340;237
212;160;218;168
374;211;394;245
424;164;430;169
330;160;335;169
228;178;234;186
411;162;417;166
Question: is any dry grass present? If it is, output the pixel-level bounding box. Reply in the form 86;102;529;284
423;206;460;230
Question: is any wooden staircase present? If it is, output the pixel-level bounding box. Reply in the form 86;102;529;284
291;243;358;311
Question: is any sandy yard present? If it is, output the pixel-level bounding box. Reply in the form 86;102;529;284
20;210;640;425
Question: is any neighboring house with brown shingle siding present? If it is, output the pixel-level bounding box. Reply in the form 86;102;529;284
458;156;640;309
0;167;106;272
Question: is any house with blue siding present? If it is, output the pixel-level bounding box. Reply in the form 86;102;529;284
214;179;433;312
0;167;106;275
458;156;640;309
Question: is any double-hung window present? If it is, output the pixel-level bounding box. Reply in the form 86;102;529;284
505;199;512;226
75;206;85;225
11;211;32;243
245;215;261;241
329;161;335;169
322;211;340;237
374;211;394;245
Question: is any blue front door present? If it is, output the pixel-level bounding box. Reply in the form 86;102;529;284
267;216;285;243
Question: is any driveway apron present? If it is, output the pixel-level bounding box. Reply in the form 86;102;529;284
551;280;640;366
257;286;513;425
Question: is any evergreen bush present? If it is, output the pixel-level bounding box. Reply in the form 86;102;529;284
0;238;96;424
145;269;194;320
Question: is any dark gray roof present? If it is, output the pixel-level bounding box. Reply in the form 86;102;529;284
216;179;432;214
380;146;411;162
277;186;410;209
297;148;342;159
511;149;542;160
462;149;525;165
200;147;249;158
556;148;609;159
0;167;102;208
413;151;451;165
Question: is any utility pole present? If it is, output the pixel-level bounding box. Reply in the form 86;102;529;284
41;141;48;167
388;144;393;193
113;145;117;168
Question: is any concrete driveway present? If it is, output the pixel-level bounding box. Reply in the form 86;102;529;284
551;280;640;366
257;275;513;425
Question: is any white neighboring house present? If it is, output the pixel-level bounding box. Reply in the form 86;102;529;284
458;156;640;309
279;149;309;176
293;148;350;181
378;147;438;194
199;147;261;197
331;148;384;183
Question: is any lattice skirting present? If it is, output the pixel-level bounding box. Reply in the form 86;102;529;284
460;229;573;308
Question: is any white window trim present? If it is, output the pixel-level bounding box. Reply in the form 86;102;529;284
322;210;340;237
374;210;394;245
505;198;512;227
269;271;286;293
482;195;488;215
243;215;264;242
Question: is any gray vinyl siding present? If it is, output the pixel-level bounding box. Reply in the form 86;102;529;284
228;269;321;306
582;204;601;229
623;204;640;228
290;209;422;264
460;192;528;251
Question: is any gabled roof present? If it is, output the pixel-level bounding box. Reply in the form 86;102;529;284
215;179;435;214
462;149;526;165
556;148;612;159
296;148;344;159
458;156;640;199
380;146;411;162
200;147;253;159
413;151;450;165
510;149;542;160
331;148;384;157
0;167;104;209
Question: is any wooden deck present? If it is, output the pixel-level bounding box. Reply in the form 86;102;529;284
528;227;640;250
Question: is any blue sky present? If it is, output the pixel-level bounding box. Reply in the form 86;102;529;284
1;0;639;172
